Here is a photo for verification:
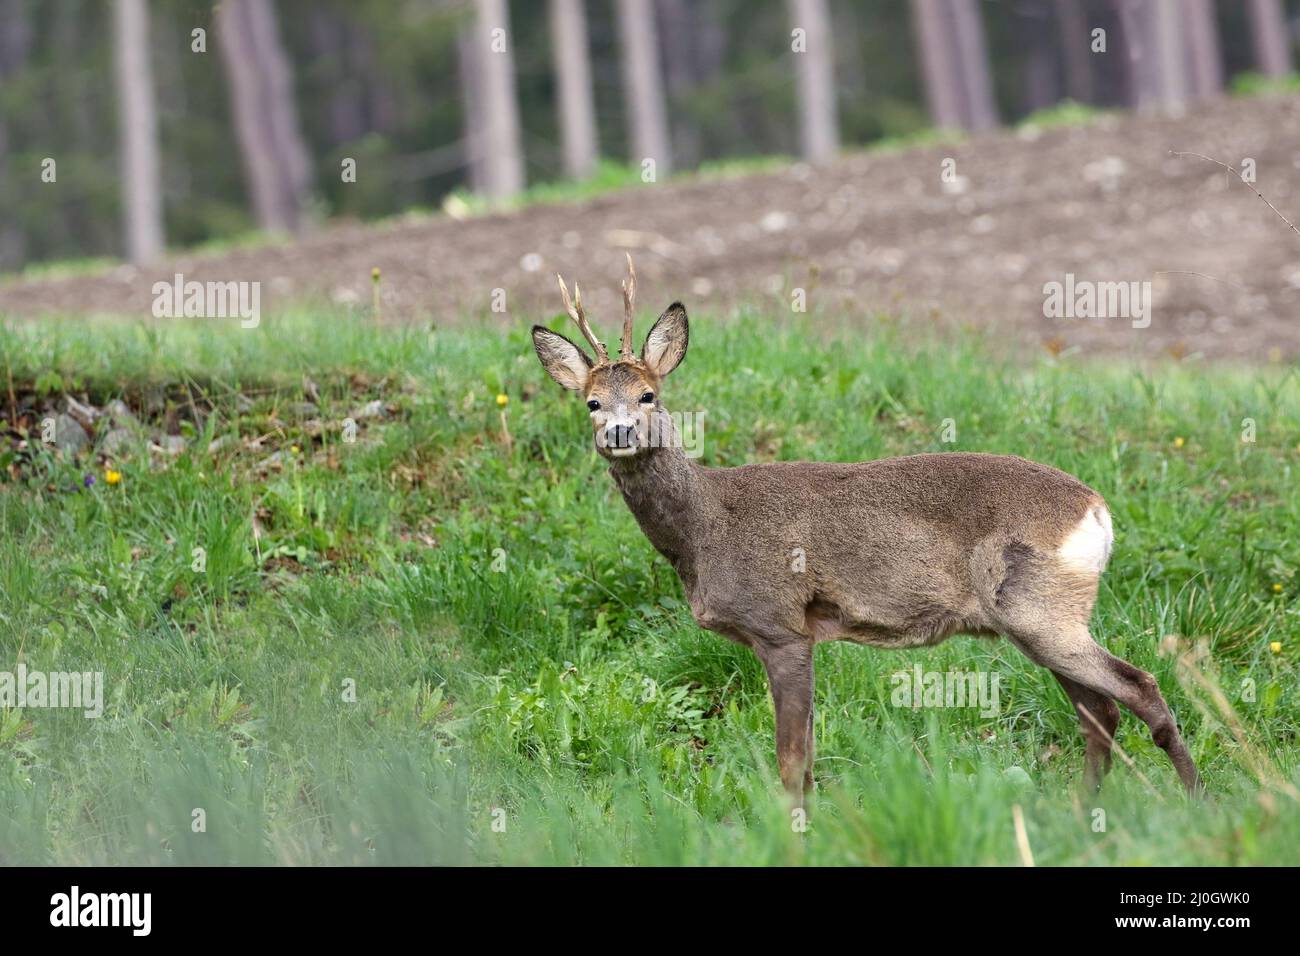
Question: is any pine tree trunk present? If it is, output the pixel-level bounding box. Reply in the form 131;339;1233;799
949;0;999;130
911;0;965;129
1115;0;1170;112
457;26;487;195
475;0;525;199
216;0;312;233
1053;0;1092;103
1247;0;1293;77
308;7;365;145
0;0;32;270
550;0;599;180
655;0;701;169
1183;0;1223;99
1019;0;1061;115
788;0;839;164
616;0;672;176
1149;0;1188;112
112;0;164;263
1117;0;1191;112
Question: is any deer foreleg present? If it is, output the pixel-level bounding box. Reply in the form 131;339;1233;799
755;640;815;804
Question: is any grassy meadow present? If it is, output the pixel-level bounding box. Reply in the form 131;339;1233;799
0;306;1297;865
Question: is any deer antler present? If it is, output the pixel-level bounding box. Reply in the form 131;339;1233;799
620;253;637;359
557;273;608;363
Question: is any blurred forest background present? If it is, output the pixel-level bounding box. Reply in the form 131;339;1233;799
1;0;1297;275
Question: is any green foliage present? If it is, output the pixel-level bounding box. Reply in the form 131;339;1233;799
1230;71;1300;97
1017;100;1108;130
441;155;799;217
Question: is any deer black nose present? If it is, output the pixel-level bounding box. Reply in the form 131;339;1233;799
607;424;636;448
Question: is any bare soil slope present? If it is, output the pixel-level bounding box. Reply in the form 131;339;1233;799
4;95;1299;361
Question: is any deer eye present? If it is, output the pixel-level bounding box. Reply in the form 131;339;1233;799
640;391;655;404
586;399;600;411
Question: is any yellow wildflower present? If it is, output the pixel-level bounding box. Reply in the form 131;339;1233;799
496;393;509;407
105;469;122;485
1173;436;1185;449
1269;642;1282;655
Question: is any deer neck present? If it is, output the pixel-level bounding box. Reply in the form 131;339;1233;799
608;417;707;571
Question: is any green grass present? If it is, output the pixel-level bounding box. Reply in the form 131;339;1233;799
0;232;282;287
0;256;121;286
440;136;972;219
1230;71;1300;97
0;307;1297;865
441;156;796;218
1017;100;1110;131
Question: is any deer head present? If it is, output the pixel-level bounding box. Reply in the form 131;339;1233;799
532;255;688;459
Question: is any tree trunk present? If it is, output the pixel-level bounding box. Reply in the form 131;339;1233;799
1053;0;1093;103
216;0;312;233
1183;0;1223;99
0;115;16;271
1105;0;1139;107
949;0;999;130
616;0;672;176
473;0;525;199
112;0;164;264
1116;0;1184;113
0;0;32;270
655;0;701;169
692;2;727;91
912;0;999;131
457;26;487;195
549;0;599;180
1247;0;1293;77
910;0;965;129
788;0;838;164
1019;0;1061;115
1119;0;1193;112
308;6;365;145
1150;0;1188;112
0;0;30;76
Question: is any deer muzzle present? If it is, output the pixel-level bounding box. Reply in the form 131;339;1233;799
604;423;638;454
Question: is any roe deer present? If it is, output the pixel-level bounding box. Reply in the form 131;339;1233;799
531;257;1203;803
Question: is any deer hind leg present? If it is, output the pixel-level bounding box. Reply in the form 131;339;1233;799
1012;625;1203;794
1053;671;1119;791
753;639;815;804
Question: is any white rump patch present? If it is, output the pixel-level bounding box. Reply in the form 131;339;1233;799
1057;507;1112;574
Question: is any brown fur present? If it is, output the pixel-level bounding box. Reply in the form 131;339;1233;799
532;273;1203;803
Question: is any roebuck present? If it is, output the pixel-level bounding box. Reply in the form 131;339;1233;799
531;258;1202;802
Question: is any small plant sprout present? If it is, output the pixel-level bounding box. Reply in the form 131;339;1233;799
497;392;512;453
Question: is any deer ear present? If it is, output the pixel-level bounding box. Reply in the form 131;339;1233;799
642;303;688;378
532;326;592;391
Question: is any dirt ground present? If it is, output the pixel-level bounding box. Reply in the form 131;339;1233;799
4;94;1299;362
